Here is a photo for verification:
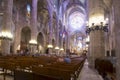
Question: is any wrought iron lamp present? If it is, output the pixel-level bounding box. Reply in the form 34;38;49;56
86;22;108;34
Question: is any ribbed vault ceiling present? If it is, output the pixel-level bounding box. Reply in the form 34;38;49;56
66;0;87;38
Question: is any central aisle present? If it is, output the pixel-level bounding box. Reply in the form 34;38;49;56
77;59;103;80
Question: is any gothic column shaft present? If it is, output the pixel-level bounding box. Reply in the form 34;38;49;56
65;34;70;56
30;0;38;53
105;32;109;56
88;29;106;68
113;0;120;80
88;0;106;68
31;0;38;40
61;26;63;48
13;7;21;54
94;30;105;59
54;19;59;54
56;19;59;47
48;13;53;54
3;0;13;31
1;0;13;55
60;2;64;50
89;31;95;68
49;14;53;45
66;34;70;49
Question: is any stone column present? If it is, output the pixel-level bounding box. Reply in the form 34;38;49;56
88;0;106;68
88;30;95;68
113;0;120;80
66;33;70;56
66;34;70;49
87;24;107;68
1;0;13;55
13;6;21;54
30;0;38;54
94;28;105;59
55;18;60;54
56;21;59;48
60;25;64;54
48;13;53;54
105;32;110;57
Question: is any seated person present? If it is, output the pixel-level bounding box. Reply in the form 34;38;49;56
57;57;64;62
64;56;71;63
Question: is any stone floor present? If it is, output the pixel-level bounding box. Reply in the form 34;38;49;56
0;75;13;80
0;60;103;80
77;59;103;80
0;71;13;80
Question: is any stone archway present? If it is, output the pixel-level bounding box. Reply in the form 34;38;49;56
37;32;44;53
21;27;31;51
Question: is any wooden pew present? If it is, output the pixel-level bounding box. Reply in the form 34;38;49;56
95;59;116;80
32;66;74;80
0;55;86;80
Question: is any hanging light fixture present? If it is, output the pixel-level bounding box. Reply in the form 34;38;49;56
60;48;64;51
47;44;53;48
55;46;59;50
29;39;37;45
86;15;109;34
0;31;13;41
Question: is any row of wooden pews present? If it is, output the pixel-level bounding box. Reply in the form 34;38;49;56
95;59;116;80
0;55;86;80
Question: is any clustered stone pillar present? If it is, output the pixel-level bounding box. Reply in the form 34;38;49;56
86;24;107;68
66;34;70;56
94;27;105;59
48;14;53;54
1;0;13;55
60;25;64;54
13;6;21;54
104;32;109;56
30;0;38;54
113;0;120;80
88;30;95;68
55;18;59;54
88;0;106;69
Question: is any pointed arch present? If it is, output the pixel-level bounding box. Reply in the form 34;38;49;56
37;32;45;53
20;26;31;51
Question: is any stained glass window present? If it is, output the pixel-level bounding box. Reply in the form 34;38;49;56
26;4;31;18
69;12;85;31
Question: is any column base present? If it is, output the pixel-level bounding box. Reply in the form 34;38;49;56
49;48;52;54
1;39;11;56
116;62;120;80
29;44;37;54
88;56;95;69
